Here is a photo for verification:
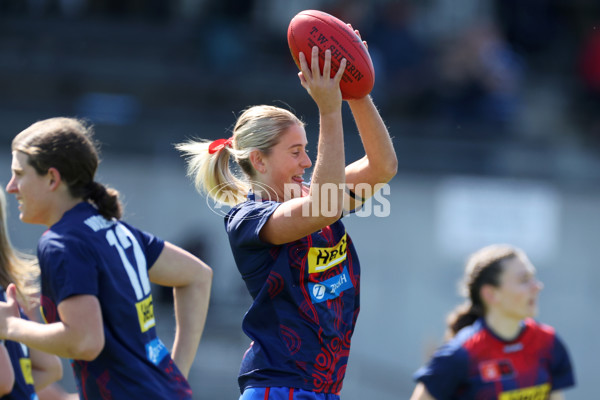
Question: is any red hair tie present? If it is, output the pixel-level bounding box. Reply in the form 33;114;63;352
208;137;233;154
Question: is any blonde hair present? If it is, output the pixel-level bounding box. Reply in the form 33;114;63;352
176;105;304;206
0;188;39;309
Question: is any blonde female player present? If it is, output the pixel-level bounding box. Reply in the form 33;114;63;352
411;244;575;400
177;43;397;400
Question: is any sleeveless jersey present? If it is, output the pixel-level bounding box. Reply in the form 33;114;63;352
226;195;360;394
38;202;192;400
414;318;575;399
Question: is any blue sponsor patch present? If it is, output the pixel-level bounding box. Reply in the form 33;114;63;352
308;267;354;303
145;338;169;366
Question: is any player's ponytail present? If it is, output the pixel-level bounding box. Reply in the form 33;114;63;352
177;105;304;206
176;139;248;206
86;181;122;220
445;244;522;338
445;302;484;339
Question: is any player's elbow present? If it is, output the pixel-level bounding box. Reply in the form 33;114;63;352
184;260;213;290
380;156;398;183
79;339;104;361
68;334;105;361
75;344;104;362
198;262;213;286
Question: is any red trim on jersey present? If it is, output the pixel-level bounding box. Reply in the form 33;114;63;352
300;235;320;326
264;387;270;399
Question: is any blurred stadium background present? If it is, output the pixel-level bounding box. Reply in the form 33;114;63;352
1;0;599;398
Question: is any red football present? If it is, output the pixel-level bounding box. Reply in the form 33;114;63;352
287;9;375;100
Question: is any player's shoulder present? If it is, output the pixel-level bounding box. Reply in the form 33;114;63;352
434;321;486;359
523;318;557;339
226;199;279;229
454;319;487;343
39;213;102;254
38;229;85;262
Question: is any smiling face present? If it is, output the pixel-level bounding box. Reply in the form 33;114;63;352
488;255;543;321
255;123;312;201
6;151;53;225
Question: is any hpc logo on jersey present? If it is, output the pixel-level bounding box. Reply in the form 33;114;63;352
136;295;156;332
19;357;34;384
499;383;550;400
308;267;353;303
308;233;348;274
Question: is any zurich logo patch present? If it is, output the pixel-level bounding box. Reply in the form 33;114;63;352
308;267;353;304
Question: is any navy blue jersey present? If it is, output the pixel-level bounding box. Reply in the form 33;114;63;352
414;318;575;399
226;195;360;394
0;287;38;400
37;202;191;400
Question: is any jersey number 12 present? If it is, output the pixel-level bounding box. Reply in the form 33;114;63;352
106;224;151;301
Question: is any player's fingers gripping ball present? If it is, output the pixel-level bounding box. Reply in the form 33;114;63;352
287;9;375;100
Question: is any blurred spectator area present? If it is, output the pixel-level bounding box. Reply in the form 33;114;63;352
2;2;600;398
0;0;600;179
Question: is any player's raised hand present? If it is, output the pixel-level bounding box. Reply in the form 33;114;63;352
297;46;346;115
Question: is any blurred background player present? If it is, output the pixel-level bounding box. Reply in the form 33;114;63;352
0;187;64;399
177;39;397;399
410;244;575;400
0;117;213;399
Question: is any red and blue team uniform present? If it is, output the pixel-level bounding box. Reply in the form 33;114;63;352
226;193;360;397
37;202;192;400
414;318;575;399
0;287;38;400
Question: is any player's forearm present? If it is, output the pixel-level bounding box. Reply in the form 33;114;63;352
171;275;212;377
30;348;63;391
5;317;100;360
347;96;397;182
32;367;61;391
309;111;345;214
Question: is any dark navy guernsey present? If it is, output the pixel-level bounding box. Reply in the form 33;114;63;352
414;318;575;400
226;195;360;394
38;202;192;400
0;287;38;400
